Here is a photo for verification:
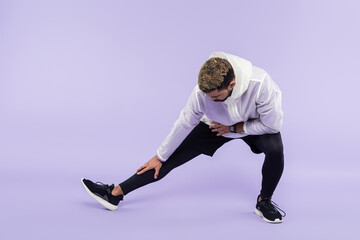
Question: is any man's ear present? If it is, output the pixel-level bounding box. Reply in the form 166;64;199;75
229;80;236;89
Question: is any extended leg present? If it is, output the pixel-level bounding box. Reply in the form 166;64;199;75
82;122;231;210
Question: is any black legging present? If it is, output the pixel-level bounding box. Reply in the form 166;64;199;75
119;122;284;199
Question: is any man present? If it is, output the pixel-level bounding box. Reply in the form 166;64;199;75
81;52;286;223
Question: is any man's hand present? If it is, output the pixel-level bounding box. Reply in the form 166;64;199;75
137;155;163;179
209;121;244;136
209;121;231;136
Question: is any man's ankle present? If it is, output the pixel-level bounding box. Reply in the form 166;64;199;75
111;185;124;196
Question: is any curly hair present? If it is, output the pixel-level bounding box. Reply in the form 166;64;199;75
198;57;234;93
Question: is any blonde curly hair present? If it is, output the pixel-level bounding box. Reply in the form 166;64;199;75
198;57;234;93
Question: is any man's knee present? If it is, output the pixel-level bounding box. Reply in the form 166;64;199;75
264;142;284;160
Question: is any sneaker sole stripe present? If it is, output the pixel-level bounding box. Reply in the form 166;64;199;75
254;208;282;223
81;178;118;211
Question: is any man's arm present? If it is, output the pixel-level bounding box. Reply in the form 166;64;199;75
137;86;204;179
243;74;283;135
156;86;204;161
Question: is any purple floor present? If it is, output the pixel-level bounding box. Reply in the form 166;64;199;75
1;133;359;239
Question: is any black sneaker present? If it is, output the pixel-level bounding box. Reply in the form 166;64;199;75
81;178;123;210
255;195;286;223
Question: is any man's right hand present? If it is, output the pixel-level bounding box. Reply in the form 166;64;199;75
137;155;163;179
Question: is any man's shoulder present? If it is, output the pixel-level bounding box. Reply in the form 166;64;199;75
191;84;206;97
250;66;269;83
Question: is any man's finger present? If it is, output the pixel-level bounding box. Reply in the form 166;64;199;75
154;167;160;179
137;164;147;172
137;168;147;175
137;166;148;174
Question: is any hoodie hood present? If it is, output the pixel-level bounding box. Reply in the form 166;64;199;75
209;52;252;99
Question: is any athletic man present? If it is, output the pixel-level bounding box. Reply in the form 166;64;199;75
81;52;286;223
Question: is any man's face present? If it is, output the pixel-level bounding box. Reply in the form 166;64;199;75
206;88;232;102
205;80;236;102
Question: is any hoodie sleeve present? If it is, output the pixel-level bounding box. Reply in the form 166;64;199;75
156;87;204;162
243;74;283;135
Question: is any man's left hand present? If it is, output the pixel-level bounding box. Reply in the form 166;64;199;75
209;121;231;136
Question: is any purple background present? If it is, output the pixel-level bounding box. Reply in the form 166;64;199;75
1;0;359;239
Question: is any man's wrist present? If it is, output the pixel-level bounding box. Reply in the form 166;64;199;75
235;122;244;133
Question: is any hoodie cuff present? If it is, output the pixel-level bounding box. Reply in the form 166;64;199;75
156;149;167;162
243;122;248;134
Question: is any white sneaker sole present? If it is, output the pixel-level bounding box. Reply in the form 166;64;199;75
254;208;282;223
81;178;118;211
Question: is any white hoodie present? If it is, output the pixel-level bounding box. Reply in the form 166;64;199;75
156;52;283;162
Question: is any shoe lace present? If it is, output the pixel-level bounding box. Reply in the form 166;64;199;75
263;198;286;217
95;181;113;193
